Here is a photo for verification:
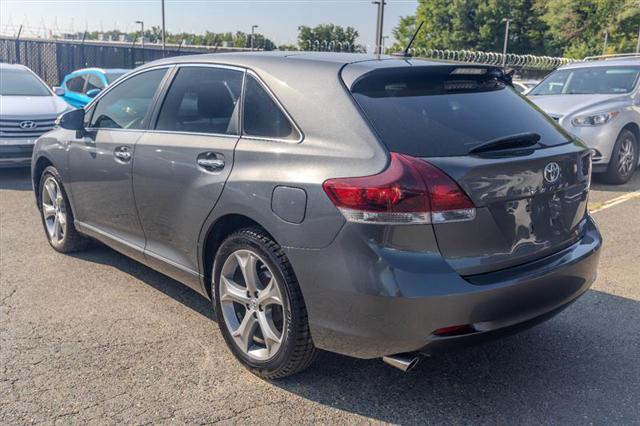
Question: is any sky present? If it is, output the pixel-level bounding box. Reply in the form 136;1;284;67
0;0;418;48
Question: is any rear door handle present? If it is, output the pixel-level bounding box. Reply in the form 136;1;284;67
114;146;132;162
197;152;225;172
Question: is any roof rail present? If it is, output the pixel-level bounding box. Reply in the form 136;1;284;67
583;53;640;61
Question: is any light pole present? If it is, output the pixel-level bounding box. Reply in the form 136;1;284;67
251;25;259;50
501;18;511;68
135;20;144;63
603;30;609;55
372;0;386;55
161;0;166;54
135;20;144;49
636;27;640;54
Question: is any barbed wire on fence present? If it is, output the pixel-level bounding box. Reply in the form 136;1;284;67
385;47;578;70
280;40;577;70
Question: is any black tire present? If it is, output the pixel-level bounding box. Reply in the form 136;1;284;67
38;166;89;253
212;227;318;379
603;129;638;185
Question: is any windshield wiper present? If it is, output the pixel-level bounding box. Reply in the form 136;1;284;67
469;132;542;154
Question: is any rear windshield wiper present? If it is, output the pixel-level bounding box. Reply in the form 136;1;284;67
469;132;543;154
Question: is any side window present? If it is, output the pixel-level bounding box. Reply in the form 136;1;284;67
155;67;243;135
90;68;166;130
66;75;86;93
243;75;299;140
85;74;105;92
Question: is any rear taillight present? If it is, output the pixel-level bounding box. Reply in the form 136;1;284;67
322;153;476;225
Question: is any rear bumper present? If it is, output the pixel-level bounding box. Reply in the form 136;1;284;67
285;216;602;359
0;142;34;167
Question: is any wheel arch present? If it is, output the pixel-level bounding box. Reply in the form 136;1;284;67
620;122;640;164
200;213;275;299
32;155;54;204
621;122;639;143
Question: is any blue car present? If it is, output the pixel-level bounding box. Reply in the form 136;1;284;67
57;68;129;108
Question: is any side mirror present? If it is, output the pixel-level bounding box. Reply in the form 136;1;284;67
58;109;86;137
53;86;65;96
86;88;101;98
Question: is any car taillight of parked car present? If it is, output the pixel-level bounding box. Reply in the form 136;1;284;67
322;152;476;225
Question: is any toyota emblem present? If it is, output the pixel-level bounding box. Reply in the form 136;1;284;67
19;121;37;129
543;162;561;184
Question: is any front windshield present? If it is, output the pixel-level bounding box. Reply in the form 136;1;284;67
0;68;52;96
529;66;640;96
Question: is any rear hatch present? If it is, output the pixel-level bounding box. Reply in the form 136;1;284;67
346;63;592;276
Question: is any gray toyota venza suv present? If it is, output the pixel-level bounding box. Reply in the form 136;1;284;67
32;52;602;379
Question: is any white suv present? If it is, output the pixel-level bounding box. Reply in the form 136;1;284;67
0;63;71;167
528;56;640;184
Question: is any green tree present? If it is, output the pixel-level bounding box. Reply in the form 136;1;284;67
392;0;547;54
536;0;640;58
297;24;362;51
393;0;639;58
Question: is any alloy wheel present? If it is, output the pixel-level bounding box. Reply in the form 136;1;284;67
41;177;67;244
219;249;286;361
617;137;636;178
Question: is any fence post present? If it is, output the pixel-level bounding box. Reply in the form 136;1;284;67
55;39;63;86
130;36;137;67
15;25;22;63
81;31;87;67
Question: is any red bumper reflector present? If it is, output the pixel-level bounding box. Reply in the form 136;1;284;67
433;324;476;337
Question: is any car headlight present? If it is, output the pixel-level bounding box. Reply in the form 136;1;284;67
571;111;619;127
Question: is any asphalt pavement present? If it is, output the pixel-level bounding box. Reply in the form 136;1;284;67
1;167;639;425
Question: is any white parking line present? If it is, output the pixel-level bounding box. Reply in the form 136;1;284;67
590;190;640;214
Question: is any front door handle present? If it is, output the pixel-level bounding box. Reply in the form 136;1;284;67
114;146;132;162
197;153;225;172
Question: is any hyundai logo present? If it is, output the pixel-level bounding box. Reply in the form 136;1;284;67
543;162;561;184
19;121;37;130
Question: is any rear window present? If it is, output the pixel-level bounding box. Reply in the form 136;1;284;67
349;66;569;157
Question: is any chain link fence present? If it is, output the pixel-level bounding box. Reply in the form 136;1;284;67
0;36;251;86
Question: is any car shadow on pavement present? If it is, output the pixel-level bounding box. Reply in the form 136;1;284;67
592;171;640;193
67;242;638;423
69;244;215;321
272;290;639;424
0;167;32;191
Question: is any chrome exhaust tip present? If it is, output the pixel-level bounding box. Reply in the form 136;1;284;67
382;353;422;372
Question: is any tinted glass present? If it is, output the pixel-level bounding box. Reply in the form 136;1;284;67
243;75;299;140
350;66;569;157
529;66;640;95
105;71;128;84
0;68;51;96
66;75;86;92
90;68;166;130
85;74;105;92
156;67;243;134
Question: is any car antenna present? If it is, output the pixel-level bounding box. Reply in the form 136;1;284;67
393;21;424;58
